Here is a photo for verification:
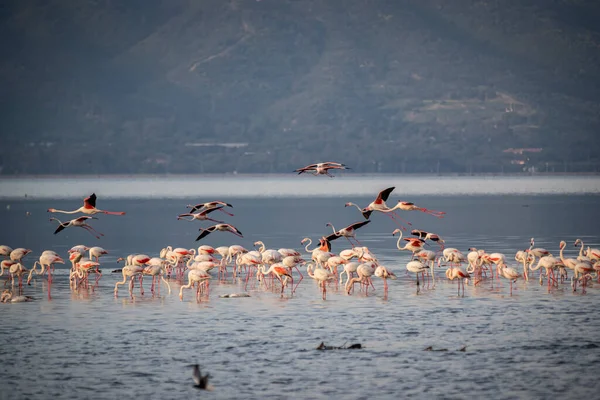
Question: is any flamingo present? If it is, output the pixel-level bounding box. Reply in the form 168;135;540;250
49;216;104;239
294;162;349;177
177;207;225;223
26;253;65;286
339;261;360;286
187;201;234;215
323;221;371;247
345;187;413;229
527;238;551;258
406;260;429;294
114;265;145;296
68;245;89;255
196;224;243;241
415;250;438;287
345;262;377;295
411;230;445;249
529;255;559;287
385;201;445;218
515;250;533;281
1;289;34;303
558;241;578;271
498;264;521;295
258;263;294;295
117;254;151;266
307;262;336;300
47;193;125;215
392;229;425;258
447;266;470;297
574;239;600;262
89;246;108;262
0;245;13;258
179;270;211;301
140;260;171;295
571;262;594;293
9;248;32;263
374;265;396;296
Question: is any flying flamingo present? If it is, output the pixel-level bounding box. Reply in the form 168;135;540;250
196;224;243;241
386;201;445;218
323;221;371;247
179;269;211;301
186;201;234;216
49;216;103;239
294;162;350;177
345;187;412;229
177;207;226;223
47;193;125;215
393;229;425;258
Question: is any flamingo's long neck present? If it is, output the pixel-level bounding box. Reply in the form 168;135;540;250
395;231;405;251
50;208;81;214
576;240;585;258
303;239;316;253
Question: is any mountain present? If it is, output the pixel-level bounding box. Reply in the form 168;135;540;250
1;0;599;174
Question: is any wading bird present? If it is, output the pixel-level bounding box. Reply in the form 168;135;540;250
48;193;125;215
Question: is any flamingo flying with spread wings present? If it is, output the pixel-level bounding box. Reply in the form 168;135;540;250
49;216;104;239
48;193;125;215
196;224;243;241
294;162;350;177
177;207;225;223
186;201;234;216
323;220;371;247
345;187;412;229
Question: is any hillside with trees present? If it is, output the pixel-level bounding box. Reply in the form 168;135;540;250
1;0;599;174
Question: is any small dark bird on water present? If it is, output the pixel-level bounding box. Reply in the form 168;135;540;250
192;364;211;390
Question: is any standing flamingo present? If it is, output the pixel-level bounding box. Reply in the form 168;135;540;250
307;262;336;300
258;263;294;295
498;264;521;295
27;253;65;286
374;265;396;296
406;260;429;294
0;245;13;258
114;265;145;296
393;229;425;258
47;193;125;215
179;269;211;301
446;266;470;297
89;247;108;262
50;216;104;239
323;221;371;247
9;248;32;263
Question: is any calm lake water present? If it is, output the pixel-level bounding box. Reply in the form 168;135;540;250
1;176;599;399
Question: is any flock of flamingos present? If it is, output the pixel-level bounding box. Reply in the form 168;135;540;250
1;166;600;303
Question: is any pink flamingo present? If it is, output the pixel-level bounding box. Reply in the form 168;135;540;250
393;229;425;259
374;265;396;297
324;221;371;247
114;265;145;296
196;224;243;241
258;263;294;295
50;216;104;239
177;207;225;223
187;201;234;216
179;270;211;301
386;201;445;218
345;187;412;229
294;161;349;177
48;193;125;215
